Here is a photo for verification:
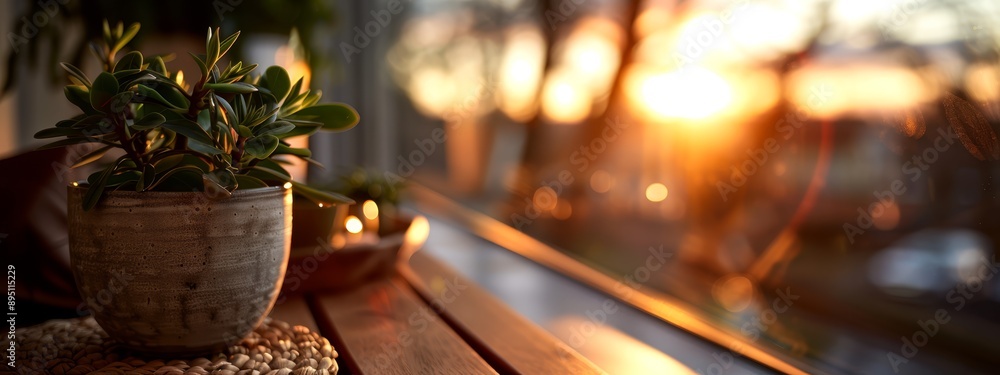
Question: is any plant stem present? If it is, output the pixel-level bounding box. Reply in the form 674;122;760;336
114;115;142;166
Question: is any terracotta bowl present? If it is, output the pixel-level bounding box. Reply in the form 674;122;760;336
281;214;428;294
67;186;292;356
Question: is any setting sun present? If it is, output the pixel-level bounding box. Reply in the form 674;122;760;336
634;67;733;121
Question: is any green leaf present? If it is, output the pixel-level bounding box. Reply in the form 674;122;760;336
114;51;143;72
248;159;291;182
237;125;253;138
204;82;258;94
107;91;135;114
101;20;112;44
60;63;91;87
287;78;303;101
205;169;237;190
276;122;322;139
273;144;311;157
90;72;120;111
219;31;240;58
150;56;168;75
37;138;95;150
135;84;181;109
206;27;221;67
151;153;184;171
243;135;279;159
187;139;226;156
234;174;268;189
112;23;141;54
71;146;113;168
263;66;291;103
162;119;214;145
214;95;238;126
189;52;209;76
132;112;166;130
255;121;295;136
292;181;355;205
136;164;155;191
105;170;141;188
147;165;204;191
34;127;81;139
83;155;130;211
158;85;190;109
288;103;360;132
64;85;94;113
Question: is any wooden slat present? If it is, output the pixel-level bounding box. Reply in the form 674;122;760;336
269;294;319;332
312;277;496;375
401;251;606;375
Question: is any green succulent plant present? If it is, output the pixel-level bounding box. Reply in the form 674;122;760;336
334;168;406;208
35;21;360;210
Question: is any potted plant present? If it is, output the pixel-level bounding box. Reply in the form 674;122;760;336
283;169;422;294
34;21;359;355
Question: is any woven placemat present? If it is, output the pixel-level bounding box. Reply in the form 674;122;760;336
12;317;338;375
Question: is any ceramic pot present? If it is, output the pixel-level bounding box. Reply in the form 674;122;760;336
67;185;292;356
290;197;348;252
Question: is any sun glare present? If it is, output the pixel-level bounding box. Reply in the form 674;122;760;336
635;67;733;121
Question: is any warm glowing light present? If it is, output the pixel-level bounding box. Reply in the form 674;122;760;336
399;215;430;262
282;182;293;189
645;183;669;202
71;182;79;187
498;25;545;121
410;68;459;116
873;202;900;231
727;4;809;59
533;187;558;211
318;203;325;208
345;216;363;234
635;67;732;120
541;69;591;124
363;200;379;220
966;63;1000;103
634;6;674;37
563;34;620;86
787;66;934;118
590;170;614;193
550;317;697;374
712;275;755;313
553;199;573;220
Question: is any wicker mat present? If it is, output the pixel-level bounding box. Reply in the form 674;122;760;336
12;317;338;375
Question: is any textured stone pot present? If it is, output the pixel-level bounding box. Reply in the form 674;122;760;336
67;185;292;356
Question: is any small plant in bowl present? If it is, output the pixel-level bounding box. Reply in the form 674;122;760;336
36;20;359;355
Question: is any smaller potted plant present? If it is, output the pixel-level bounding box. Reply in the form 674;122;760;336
36;21;358;355
283;169;421;293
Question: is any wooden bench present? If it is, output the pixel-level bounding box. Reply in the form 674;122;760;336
269;251;605;375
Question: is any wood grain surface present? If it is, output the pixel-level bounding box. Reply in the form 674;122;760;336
401;251;607;375
312;277;496;375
